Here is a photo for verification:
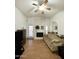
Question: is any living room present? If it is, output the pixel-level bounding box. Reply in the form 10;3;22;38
15;0;64;59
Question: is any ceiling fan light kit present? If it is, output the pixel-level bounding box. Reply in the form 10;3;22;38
39;4;47;11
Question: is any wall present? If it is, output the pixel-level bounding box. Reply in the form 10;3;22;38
15;7;27;31
51;11;64;35
26;16;50;37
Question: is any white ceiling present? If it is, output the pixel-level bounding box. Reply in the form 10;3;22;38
15;0;64;17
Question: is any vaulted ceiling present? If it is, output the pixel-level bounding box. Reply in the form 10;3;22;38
15;0;64;17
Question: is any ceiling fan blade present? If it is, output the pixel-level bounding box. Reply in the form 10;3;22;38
44;0;48;4
46;7;51;10
34;9;39;12
32;3;38;6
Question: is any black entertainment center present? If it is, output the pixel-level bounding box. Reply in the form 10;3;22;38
15;29;26;59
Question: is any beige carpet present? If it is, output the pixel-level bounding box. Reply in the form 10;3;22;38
20;40;61;59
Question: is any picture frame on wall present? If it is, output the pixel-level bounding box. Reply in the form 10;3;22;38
41;26;44;29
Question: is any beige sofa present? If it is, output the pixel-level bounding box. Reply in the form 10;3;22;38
43;33;64;52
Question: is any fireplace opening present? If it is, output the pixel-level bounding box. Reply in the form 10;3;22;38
36;32;43;37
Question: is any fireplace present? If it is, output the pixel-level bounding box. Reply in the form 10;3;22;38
35;26;44;39
36;32;43;37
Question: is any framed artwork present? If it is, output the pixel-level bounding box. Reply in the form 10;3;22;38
41;26;44;29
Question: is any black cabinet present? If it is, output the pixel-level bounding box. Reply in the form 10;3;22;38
15;30;26;59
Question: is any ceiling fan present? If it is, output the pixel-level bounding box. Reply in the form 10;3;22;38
32;0;52;14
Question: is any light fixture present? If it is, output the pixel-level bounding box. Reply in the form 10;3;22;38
39;4;47;11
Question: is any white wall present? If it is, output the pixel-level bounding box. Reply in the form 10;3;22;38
51;11;64;35
26;16;50;37
15;7;27;31
27;17;50;26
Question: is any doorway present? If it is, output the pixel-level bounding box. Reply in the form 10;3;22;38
28;26;34;38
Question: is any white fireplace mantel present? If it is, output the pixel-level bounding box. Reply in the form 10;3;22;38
34;29;44;39
36;30;44;32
